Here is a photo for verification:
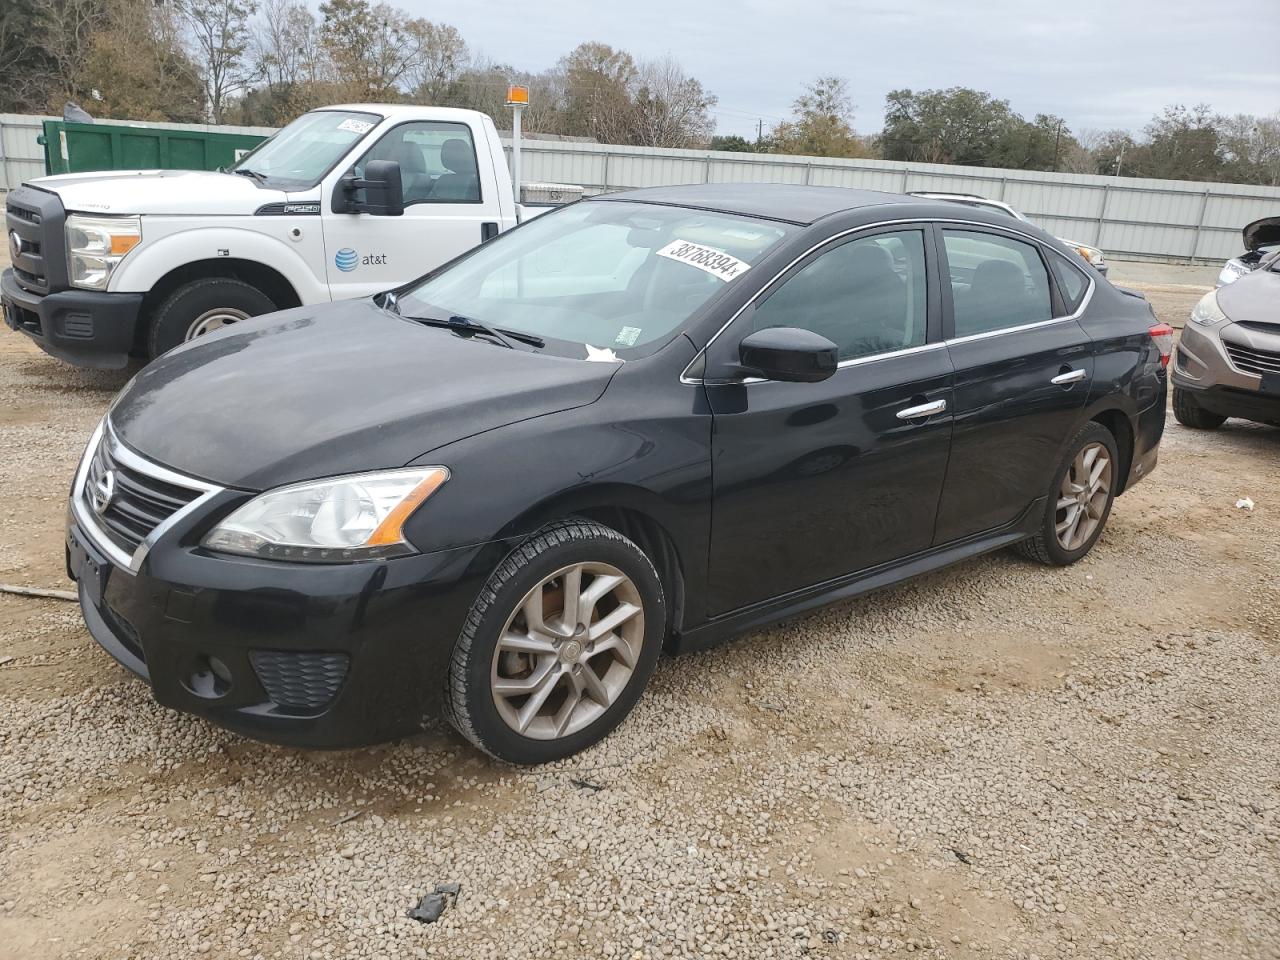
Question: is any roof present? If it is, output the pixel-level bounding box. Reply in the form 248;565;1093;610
320;104;491;123
594;183;914;225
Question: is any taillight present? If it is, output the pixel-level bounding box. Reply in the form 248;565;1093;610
1148;322;1174;368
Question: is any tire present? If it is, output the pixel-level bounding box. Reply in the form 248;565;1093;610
1016;421;1120;567
444;519;666;764
1172;387;1226;430
148;278;277;358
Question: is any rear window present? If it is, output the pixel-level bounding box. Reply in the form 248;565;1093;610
1049;251;1091;313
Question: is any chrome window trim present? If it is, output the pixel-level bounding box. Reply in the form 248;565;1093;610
71;418;224;576
680;216;1095;385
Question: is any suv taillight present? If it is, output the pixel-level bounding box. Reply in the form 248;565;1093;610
1148;323;1174;367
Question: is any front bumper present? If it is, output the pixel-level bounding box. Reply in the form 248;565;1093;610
1174;319;1280;423
67;510;516;748
2;268;142;369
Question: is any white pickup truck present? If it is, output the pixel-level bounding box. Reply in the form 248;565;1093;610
2;104;578;367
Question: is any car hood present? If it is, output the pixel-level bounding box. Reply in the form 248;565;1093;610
33;169;294;216
1218;263;1280;325
1243;216;1280;253
109;300;618;489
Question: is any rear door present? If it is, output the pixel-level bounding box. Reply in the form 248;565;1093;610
932;225;1094;544
321;119;505;299
705;225;954;615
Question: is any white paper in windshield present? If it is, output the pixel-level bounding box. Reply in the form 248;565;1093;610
337;118;374;135
656;240;751;282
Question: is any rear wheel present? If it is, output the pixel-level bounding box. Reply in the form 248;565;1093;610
445;520;665;764
148;278;277;358
1172;386;1227;430
1016;421;1119;567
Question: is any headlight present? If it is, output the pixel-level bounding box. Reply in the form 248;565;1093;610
1218;260;1249;285
1189;291;1228;327
66;214;142;290
203;467;449;562
1075;244;1106;267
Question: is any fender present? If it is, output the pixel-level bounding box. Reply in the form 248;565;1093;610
110;226;330;304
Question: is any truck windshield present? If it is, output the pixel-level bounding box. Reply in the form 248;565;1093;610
396;200;795;358
229;110;381;189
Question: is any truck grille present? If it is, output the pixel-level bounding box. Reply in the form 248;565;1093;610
250;650;350;712
74;423;220;572
5;186;68;295
1225;343;1280;377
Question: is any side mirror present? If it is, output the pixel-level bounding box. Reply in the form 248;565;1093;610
738;327;838;383
335;159;404;216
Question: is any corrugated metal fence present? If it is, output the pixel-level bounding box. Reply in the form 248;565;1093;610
3;113;1277;262
512;140;1279;263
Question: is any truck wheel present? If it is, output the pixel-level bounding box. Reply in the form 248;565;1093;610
445;519;666;764
149;279;277;358
1172;387;1226;430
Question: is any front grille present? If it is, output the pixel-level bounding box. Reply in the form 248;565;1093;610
1225;343;1280;377
81;432;203;557
250;651;350;711
5;203;40;224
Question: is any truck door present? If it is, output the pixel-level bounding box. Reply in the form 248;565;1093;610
321;119;503;300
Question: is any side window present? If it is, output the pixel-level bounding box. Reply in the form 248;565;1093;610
1049;251;1091;313
943;230;1052;337
358;121;481;205
751;230;928;362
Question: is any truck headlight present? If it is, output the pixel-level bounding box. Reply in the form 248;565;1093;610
66;214;142;290
203;467;449;562
1189;290;1228;327
1075;244;1106;268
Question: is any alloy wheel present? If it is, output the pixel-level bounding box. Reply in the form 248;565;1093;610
490;562;645;740
1055;441;1112;551
184;307;251;341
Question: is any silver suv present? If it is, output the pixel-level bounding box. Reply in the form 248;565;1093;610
1173;248;1280;428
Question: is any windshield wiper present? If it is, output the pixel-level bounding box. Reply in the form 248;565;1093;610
232;168;267;182
404;312;544;350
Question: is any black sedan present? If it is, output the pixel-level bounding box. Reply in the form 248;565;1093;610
67;185;1170;763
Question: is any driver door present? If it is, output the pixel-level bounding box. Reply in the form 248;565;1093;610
321;119;505;300
705;226;955;615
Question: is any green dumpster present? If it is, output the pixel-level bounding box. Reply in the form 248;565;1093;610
39;120;268;176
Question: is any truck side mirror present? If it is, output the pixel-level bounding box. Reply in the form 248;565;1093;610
334;159;404;217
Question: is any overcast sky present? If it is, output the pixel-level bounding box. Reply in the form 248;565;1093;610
398;0;1279;138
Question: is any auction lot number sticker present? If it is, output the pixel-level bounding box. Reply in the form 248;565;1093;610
656;240;751;281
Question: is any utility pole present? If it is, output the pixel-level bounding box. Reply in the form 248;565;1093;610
756;118;763;147
1115;142;1126;177
1052;119;1063;172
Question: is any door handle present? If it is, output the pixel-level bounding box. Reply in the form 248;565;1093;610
481;221;499;242
897;398;947;420
1051;369;1088;385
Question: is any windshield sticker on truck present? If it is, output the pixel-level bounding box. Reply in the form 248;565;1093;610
656;240;750;282
614;326;642;347
337;118;374;135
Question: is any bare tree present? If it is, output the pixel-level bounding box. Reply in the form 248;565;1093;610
404;19;467;104
629;56;716;148
183;0;258;122
319;0;420;101
28;0;109;107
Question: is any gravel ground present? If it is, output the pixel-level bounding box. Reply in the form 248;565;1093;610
1;264;1277;960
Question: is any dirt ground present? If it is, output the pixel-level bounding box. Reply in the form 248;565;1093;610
2;257;1277;960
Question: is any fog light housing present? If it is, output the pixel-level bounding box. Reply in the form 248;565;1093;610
184;654;233;699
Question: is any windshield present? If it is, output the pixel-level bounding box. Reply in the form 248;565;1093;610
229;110;381;189
397;200;795;358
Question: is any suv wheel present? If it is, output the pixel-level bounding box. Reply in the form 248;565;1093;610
149;278;277;358
1172;387;1227;430
1016;421;1119;567
445;520;666;764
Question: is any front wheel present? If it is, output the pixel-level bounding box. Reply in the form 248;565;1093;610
148;278;277;358
1016;421;1120;567
1172;387;1227;430
445;520;666;764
